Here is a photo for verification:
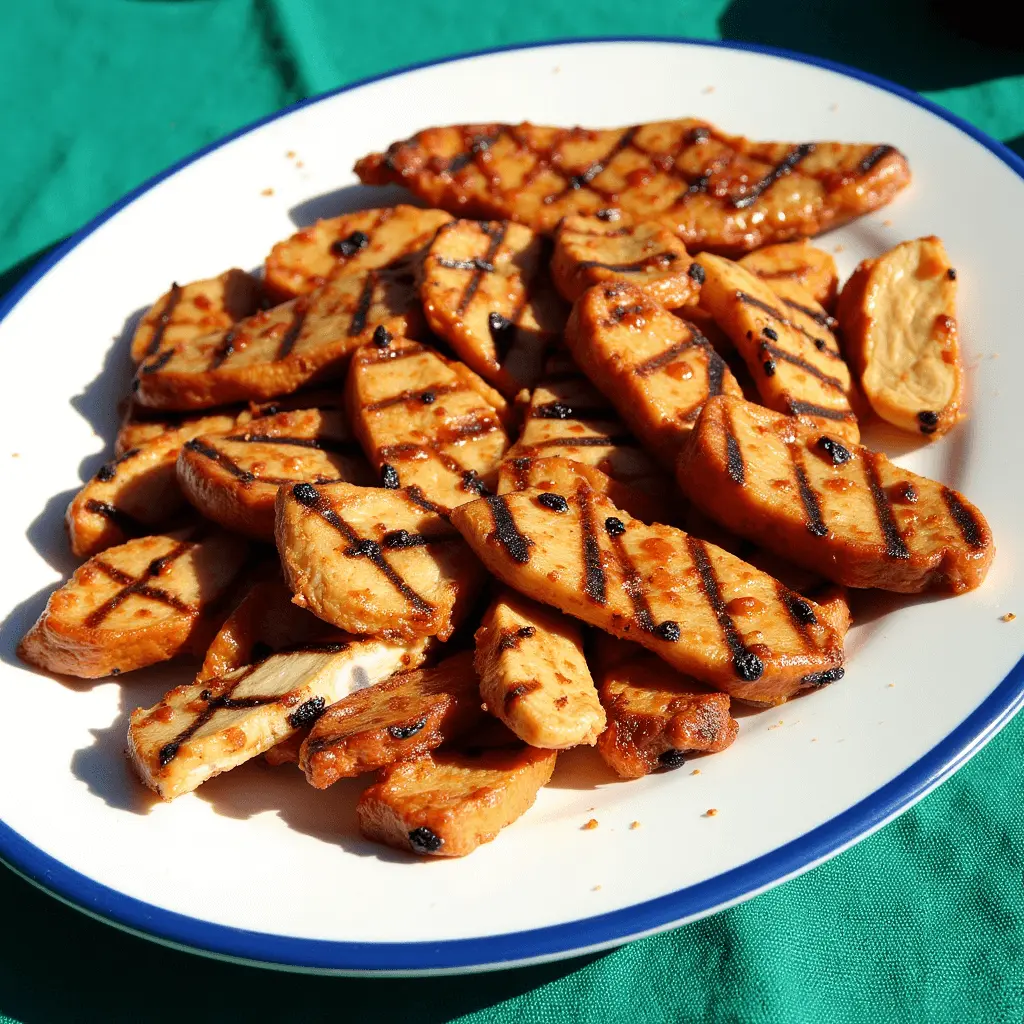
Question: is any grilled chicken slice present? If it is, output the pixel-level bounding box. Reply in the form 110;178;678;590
505;352;665;494
565;281;743;466
275;481;485;640
129;634;428;800
265;730;305;767
450;483;845;704
837;236;963;438
130;270;263;364
421;219;566;394
300;650;481;788
678;395;993;593
134;243;428;410
738;241;838;311
355;120;910;254
498;455;666;525
196;575;343;683
346;336;509;511
265;205;452;301
18;531;248;678
696;253;859;443
66;413;238;559
475;588;605;748
177;407;371;540
593;636;737;778
357;742;557;857
552;215;700;307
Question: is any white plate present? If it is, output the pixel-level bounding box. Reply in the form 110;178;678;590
1;39;1022;976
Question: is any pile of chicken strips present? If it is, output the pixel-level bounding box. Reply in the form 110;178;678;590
19;119;994;857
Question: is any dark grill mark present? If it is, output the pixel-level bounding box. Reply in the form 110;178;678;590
688;262;705;284
498;625;536;652
457;223;507;314
576;253;678;274
222;432;360;458
786;399;857;423
504;681;541;710
790;447;828;538
292;484;436;615
864;455;911;560
388;718;427;740
508;456;532;492
707;348;726;398
408;827;444;854
348;272;378;336
725;429;745;486
942;487;987;549
762;342;845;392
183;439;255;483
857;145;894;175
380;463;401;489
576;487;607;605
140;348;174;375
686;537;763;682
437;256;495;272
85;541;194;628
365;382;461;412
532;434;635;450
633;338;700;379
275;304;308;361
446;130;502;173
485;494;533;564
782;298;838;330
95;447;142;483
404;485;450;518
331;231;370;258
288;696;326;729
605;528;656;633
731;144;815;209
208;327;240;371
532;400;613;421
558;126;639;196
84;500;145;535
145;283;183;357
736;291;833;351
779;585;819;629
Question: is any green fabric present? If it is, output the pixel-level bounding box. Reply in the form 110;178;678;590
2;2;1024;1021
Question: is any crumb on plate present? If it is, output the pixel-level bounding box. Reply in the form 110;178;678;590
582;818;599;831
1001;612;1017;622
691;768;701;776
705;808;718;818
630;821;641;830
260;187;274;196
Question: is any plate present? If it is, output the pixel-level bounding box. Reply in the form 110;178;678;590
0;38;1022;976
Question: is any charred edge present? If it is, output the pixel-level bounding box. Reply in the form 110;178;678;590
785;399;857;423
457;222;507;315
857;145;894;175
275;304;309;361
408;826;444;854
140;348;174;375
83;500;146;535
865;454;911;560
498;625;537;652
461;470;491;497
532;400;614;421
145;283;183;357
801;667;845;688
778;583;819;631
576;253;678;274
508;456;532;491
504;681;541;711
95;446;142;482
942;487;987;550
686;536;764;682
736;291;833;351
183;438;255;483
731;144;815;209
485;494;533;564
436;257;495;272
299;486;437;615
348;272;378;337
791;451;828;538
576;487;607;605
366;382;463;413
606;531;656;632
84;541;193;628
388;718;428;740
288;696;326;729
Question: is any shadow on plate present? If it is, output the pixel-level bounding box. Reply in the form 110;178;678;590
288;182;422;228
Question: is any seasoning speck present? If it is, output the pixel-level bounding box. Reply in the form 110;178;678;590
691;769;701;776
888;682;896;688
286;150;296;158
703;85;716;93
582;818;599;831
883;218;893;227
592;884;602;891
705;808;718;817
1001;612;1017;622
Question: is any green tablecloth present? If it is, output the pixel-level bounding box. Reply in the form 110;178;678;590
3;3;1024;1021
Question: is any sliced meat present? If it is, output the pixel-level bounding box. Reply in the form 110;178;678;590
738;241;838;311
421;219;566;394
18;530;249;678
565;281;743;466
696;252;859;443
552;215;700;307
355;120;910;253
357;743;557;857
837;235;963;438
130;270;263;363
300;650;481;788
593;636;737;778
475;588;605;748
449;481;845;705
275;481;486;640
66;412;237;558
346;336;509;511
264;205;452;301
177;407;371;540
128;634;428;800
677;394;993;593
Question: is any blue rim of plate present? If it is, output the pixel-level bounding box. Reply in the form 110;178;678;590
2;36;1023;975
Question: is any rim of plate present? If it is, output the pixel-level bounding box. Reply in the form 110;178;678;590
1;36;1023;976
